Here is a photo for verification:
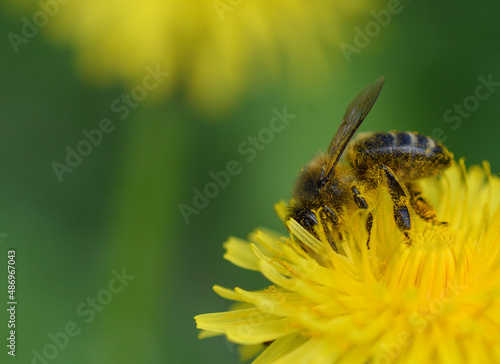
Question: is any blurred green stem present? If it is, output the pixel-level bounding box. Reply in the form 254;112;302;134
91;106;189;363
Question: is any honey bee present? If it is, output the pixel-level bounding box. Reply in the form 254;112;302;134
288;77;453;249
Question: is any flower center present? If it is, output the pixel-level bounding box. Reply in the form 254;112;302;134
411;224;462;250
383;224;470;300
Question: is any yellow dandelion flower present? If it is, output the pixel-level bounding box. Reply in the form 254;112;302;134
195;160;500;363
7;0;369;115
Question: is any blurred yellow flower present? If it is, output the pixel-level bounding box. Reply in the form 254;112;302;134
8;0;369;115
196;160;500;363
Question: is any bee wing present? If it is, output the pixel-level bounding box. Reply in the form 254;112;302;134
324;77;385;178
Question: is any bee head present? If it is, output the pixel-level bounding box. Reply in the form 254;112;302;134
292;154;330;203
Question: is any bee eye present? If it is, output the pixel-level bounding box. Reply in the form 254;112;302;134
302;210;318;227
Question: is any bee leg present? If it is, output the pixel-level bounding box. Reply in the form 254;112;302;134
320;205;342;252
351;186;373;249
295;208;340;252
380;165;412;244
407;183;449;226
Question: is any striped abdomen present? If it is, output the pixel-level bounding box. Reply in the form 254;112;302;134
349;131;453;180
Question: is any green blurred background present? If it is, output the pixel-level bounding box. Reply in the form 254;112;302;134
1;1;500;363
